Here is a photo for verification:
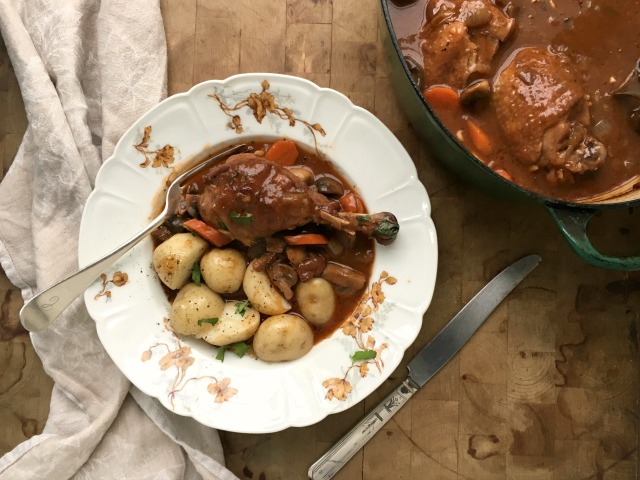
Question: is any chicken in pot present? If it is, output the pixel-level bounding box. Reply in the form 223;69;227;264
388;0;640;201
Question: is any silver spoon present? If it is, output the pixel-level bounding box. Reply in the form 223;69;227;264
20;143;246;333
612;58;640;99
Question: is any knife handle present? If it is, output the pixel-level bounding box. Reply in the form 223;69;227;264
308;379;417;480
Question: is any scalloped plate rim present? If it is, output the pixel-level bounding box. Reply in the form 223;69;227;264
78;73;438;433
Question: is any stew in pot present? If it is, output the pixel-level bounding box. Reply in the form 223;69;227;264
389;0;640;201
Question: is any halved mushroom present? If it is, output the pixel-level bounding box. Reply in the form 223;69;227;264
267;262;299;300
460;79;491;108
322;262;367;295
287;166;315;185
315;175;345;197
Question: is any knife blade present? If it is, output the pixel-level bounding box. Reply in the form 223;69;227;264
308;254;541;480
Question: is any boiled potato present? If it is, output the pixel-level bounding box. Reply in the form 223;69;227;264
253;314;314;362
153;233;209;290
296;278;336;326
199;301;260;346
200;248;246;294
170;282;225;336
243;259;291;315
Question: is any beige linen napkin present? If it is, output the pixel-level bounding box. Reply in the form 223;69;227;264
0;1;238;478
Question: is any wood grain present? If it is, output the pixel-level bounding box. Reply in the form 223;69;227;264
2;1;640;479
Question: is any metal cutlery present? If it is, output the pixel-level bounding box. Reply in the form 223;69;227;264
308;254;542;480
19;143;246;332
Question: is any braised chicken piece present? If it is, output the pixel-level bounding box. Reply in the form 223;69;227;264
493;47;607;183
197;153;399;246
420;0;515;89
198;153;337;245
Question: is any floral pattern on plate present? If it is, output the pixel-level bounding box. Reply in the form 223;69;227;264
93;271;129;302
78;73;438;433
141;339;237;408
133;125;176;169
323;271;396;401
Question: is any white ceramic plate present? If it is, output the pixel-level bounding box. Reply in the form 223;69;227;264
79;74;438;433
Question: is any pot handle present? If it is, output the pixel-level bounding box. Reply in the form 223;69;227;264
547;206;640;271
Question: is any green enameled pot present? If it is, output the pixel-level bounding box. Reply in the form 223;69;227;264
380;0;640;271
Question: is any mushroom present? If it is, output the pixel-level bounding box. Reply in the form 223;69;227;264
322;262;367;295
315;175;345;197
287;166;315;185
460;79;491;108
267;261;299;300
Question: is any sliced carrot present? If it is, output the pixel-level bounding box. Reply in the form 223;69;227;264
339;192;365;213
283;233;329;246
494;169;513;182
183;218;232;247
465;117;493;156
265;139;299;166
423;86;461;112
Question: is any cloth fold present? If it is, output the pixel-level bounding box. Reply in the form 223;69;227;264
0;1;237;478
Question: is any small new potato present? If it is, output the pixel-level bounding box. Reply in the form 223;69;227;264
199;301;260;346
243;259;291;315
170;282;225;336
200;248;246;294
296;278;336;326
253;314;314;362
153;233;209;290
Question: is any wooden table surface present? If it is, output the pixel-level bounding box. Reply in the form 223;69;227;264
2;1;640;478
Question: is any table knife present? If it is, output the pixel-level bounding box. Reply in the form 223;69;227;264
308;254;541;480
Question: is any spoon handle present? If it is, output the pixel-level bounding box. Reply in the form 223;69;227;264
20;213;166;332
20;144;247;333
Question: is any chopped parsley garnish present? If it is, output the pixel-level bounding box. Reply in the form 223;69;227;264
350;350;377;363
229;211;253;225
373;217;399;240
216;346;227;361
356;215;371;223
215;341;250;362
197;317;218;326
191;263;202;286
235;299;252;316
231;341;250;358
